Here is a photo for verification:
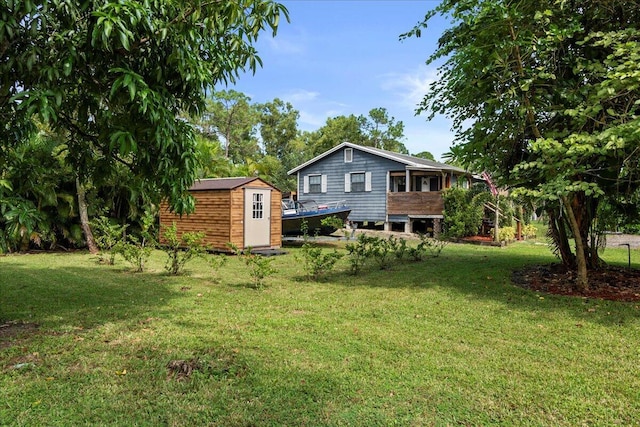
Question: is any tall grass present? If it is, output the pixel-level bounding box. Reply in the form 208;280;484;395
1;240;639;426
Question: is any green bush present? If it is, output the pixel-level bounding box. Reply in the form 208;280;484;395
522;224;537;239
388;235;409;260
203;253;228;283
92;216;127;265
368;236;394;270
162;222;208;275
115;211;156;272
498;226;516;243
442;187;489;239
228;244;276;289
299;221;343;281
345;234;375;275
408;233;448;261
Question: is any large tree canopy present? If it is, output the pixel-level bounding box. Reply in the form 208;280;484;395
1;0;288;214
406;0;640;288
307;108;408;157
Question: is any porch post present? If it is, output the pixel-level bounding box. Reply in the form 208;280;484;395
433;218;442;239
405;169;410;192
385;171;391;231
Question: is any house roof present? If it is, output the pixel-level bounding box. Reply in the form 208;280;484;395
190;177;266;191
287;142;468;175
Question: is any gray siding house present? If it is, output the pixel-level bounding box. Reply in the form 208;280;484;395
287;142;471;234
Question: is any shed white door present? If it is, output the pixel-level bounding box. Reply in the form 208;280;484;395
244;189;271;248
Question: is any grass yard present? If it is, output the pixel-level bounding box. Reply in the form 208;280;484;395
1;238;639;426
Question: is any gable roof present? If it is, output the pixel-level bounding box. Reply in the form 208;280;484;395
287;142;467;175
190;177;267;191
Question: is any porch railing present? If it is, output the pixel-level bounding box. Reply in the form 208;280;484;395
386;191;444;216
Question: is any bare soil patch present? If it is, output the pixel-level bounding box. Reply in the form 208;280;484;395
0;321;39;349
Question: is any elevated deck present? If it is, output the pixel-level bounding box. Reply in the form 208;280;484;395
386;191;444;216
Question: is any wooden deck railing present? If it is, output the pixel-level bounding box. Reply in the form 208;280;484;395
386;191;444;216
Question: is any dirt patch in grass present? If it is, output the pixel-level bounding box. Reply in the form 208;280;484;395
512;264;640;302
0;321;39;349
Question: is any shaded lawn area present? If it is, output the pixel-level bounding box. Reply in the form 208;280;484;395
1;241;639;426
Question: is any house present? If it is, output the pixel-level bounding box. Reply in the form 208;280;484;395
287;142;471;234
159;177;282;251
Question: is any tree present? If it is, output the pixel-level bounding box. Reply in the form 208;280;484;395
2;0;288;251
308;115;368;157
0;127;81;252
306;108;408;158
203;90;260;164
413;151;435;161
362;107;408;153
257;98;301;190
405;0;640;289
258;98;299;161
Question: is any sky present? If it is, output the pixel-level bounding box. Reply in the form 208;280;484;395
225;0;455;161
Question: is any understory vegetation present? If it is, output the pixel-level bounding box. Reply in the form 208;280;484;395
2;237;639;426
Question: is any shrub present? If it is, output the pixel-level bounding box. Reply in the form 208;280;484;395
368;236;394;270
320;215;345;234
408;233;448;261
92;216;127;265
388;235;408;260
298;221;343;281
345;233;375;275
442;187;488;239
115;211;156;272
162;222;208;275
203;253;228;283
498;226;516;243
228;244;276;289
522;224;537;239
117;235;154;272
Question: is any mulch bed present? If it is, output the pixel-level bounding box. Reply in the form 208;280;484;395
512;264;640;302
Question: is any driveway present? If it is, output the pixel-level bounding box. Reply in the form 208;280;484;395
603;233;640;248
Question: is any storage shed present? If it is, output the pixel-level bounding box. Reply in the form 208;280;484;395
159;177;282;252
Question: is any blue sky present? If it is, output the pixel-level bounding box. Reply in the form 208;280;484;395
226;0;453;161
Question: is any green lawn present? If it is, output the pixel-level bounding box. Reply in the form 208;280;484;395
1;239;639;426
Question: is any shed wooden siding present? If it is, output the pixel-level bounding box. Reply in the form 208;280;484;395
296;148;404;222
386;191;444;216
159;178;281;251
267;188;283;244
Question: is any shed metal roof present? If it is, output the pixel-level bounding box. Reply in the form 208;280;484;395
189;177;265;191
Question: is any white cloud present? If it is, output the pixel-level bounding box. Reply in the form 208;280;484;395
403;123;456;161
298;110;327;129
298;104;350;130
378;65;439;113
282;89;319;104
282;90;351;130
264;34;305;55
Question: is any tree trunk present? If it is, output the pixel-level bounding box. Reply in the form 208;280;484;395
547;207;575;267
76;177;99;254
562;196;588;290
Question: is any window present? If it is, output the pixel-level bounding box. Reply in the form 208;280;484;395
345;172;371;192
344;148;353;163
351;172;365;192
252;193;263;219
309;175;322;193
391;176;406;192
429;176;440;191
304;174;327;193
